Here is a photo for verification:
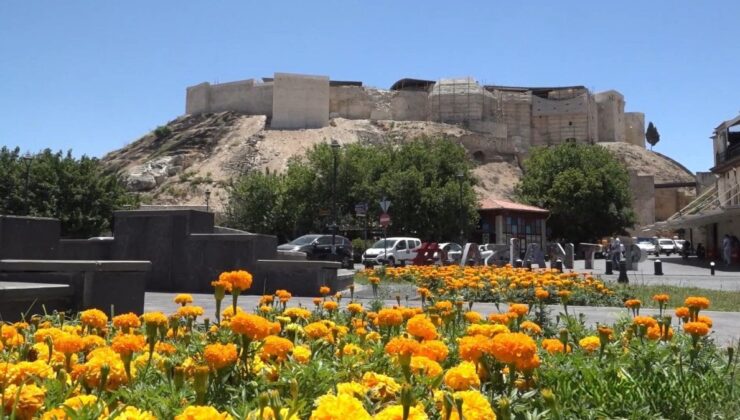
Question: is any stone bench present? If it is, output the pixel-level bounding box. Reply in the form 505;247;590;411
0;281;73;321
255;260;349;296
0;259;151;315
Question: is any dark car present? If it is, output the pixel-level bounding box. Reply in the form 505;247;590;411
277;234;354;268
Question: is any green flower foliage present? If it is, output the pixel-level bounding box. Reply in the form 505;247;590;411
0;147;137;237
515;143;636;245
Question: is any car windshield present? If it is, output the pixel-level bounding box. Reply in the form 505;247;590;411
288;235;320;245
371;239;396;249
659;240;673;245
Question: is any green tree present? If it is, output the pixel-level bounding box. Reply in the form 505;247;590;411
514;143;635;244
0;147;137;237
646;121;660;150
224;137;479;242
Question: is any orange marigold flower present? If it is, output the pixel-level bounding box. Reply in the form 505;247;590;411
625;299;641;309
487;313;510;325
579;336;601;352
414;339;449;362
323;301;338;312
111;334;146;356
489;332;537;365
260;336;294;362
633;316;658;328
347;303;364;314
410;356;442;377
229;313;272;341
535;288;550;300
80;309;108;330
177;305;204;319
434;301;453;312
211;279;232;293
53;332;85;355
406;314;438;340
385;336;421;357
2;383;45;420
275;289;292;302
508;303;529;317
458;335;490;362
684;321;710;336
464;311;482;324
218;270;253;292
141;311;168;327
283;307;311;320
204;343;238;370
319;286;331;296
377;308;404;327
443;361;480;391
113;313;141;330
174;294;193;305
466;324;509;338
647;325;674;341
652;294;669;303
155;342;177;355
697;315;713;328
675;307;690;319
684;296;710;310
514;354;541;372
520;321;542;335
541;338;568;354
304;322;331;340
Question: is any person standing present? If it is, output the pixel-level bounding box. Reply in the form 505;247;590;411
611;237;622;266
722;234;732;265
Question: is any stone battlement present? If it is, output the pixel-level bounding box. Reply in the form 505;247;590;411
185;72;646;148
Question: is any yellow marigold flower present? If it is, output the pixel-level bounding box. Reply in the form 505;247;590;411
341;343;364;357
113;406;158;420
177;305;205;319
520;321;542;335
80;347;128;390
204;342;238;370
9;360;54;385
246;407;298;420
464;311;482;324
633;316;658;328
684;296;710;310
365;331;381;341
309;393;371;420
141;311;168;326
175;405;234;420
541;338;569;354
444;390;496;420
260;336;294;362
377;308;404;327
444;361;481;391
218;269;253;291
406;314;438;340
292;345;311;364
466;324;509;338
336;381;368;398
489;332;537;365
347;303;364;314
434;301;453;313
625;299;641;309
2;383;45;420
134;351;165;371
323;301;338;311
53;332;85;355
111;334;146;356
80;309;108;330
652;294;669;303
33;327;63;343
410;355;443;377
361;371;400;399
283;307;311;320
42;394;107;420
174;293;194;305
684;321;710;337
414;339;449;362
113;313;142;330
221;306;244;320
507;303;529;317
374;404;429;420
675;306;690;319
304;321;331;340
579;336;601;352
385;336;421;358
230;313;272;340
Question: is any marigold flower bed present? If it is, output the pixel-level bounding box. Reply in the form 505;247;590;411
0;269;738;419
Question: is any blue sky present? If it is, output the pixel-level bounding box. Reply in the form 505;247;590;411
1;1;738;173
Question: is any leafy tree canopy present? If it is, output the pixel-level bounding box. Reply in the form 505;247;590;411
514;143;635;244
0;147;137;237
646;121;660;149
224;137;479;242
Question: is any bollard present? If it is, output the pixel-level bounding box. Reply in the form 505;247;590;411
605;260;613;275
710;261;716;276
524;259;532;270
654;259;663;276
617;260;628;283
514;259;523;268
554;259;563;273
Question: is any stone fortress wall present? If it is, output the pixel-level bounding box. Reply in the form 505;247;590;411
186;72;646;150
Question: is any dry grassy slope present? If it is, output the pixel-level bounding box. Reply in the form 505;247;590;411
103;112;693;211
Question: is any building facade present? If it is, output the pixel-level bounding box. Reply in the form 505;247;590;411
476;198;549;255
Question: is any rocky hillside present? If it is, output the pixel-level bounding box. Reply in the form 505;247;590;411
103;112;694;211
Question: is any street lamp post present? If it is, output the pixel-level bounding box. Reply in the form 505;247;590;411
205;189;211;213
330;139;341;255
21;154;33;215
457;171;465;245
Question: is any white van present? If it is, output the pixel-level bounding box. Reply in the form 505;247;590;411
362;237;422;266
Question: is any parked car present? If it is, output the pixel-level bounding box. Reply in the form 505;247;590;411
362;237;422;266
277;234;354;268
634;237;658;256
656;238;679;256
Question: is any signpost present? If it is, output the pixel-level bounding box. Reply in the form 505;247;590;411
379;198;391;265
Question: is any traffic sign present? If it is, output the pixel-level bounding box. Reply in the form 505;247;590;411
379;197;391;213
355;203;367;217
379;212;391;227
